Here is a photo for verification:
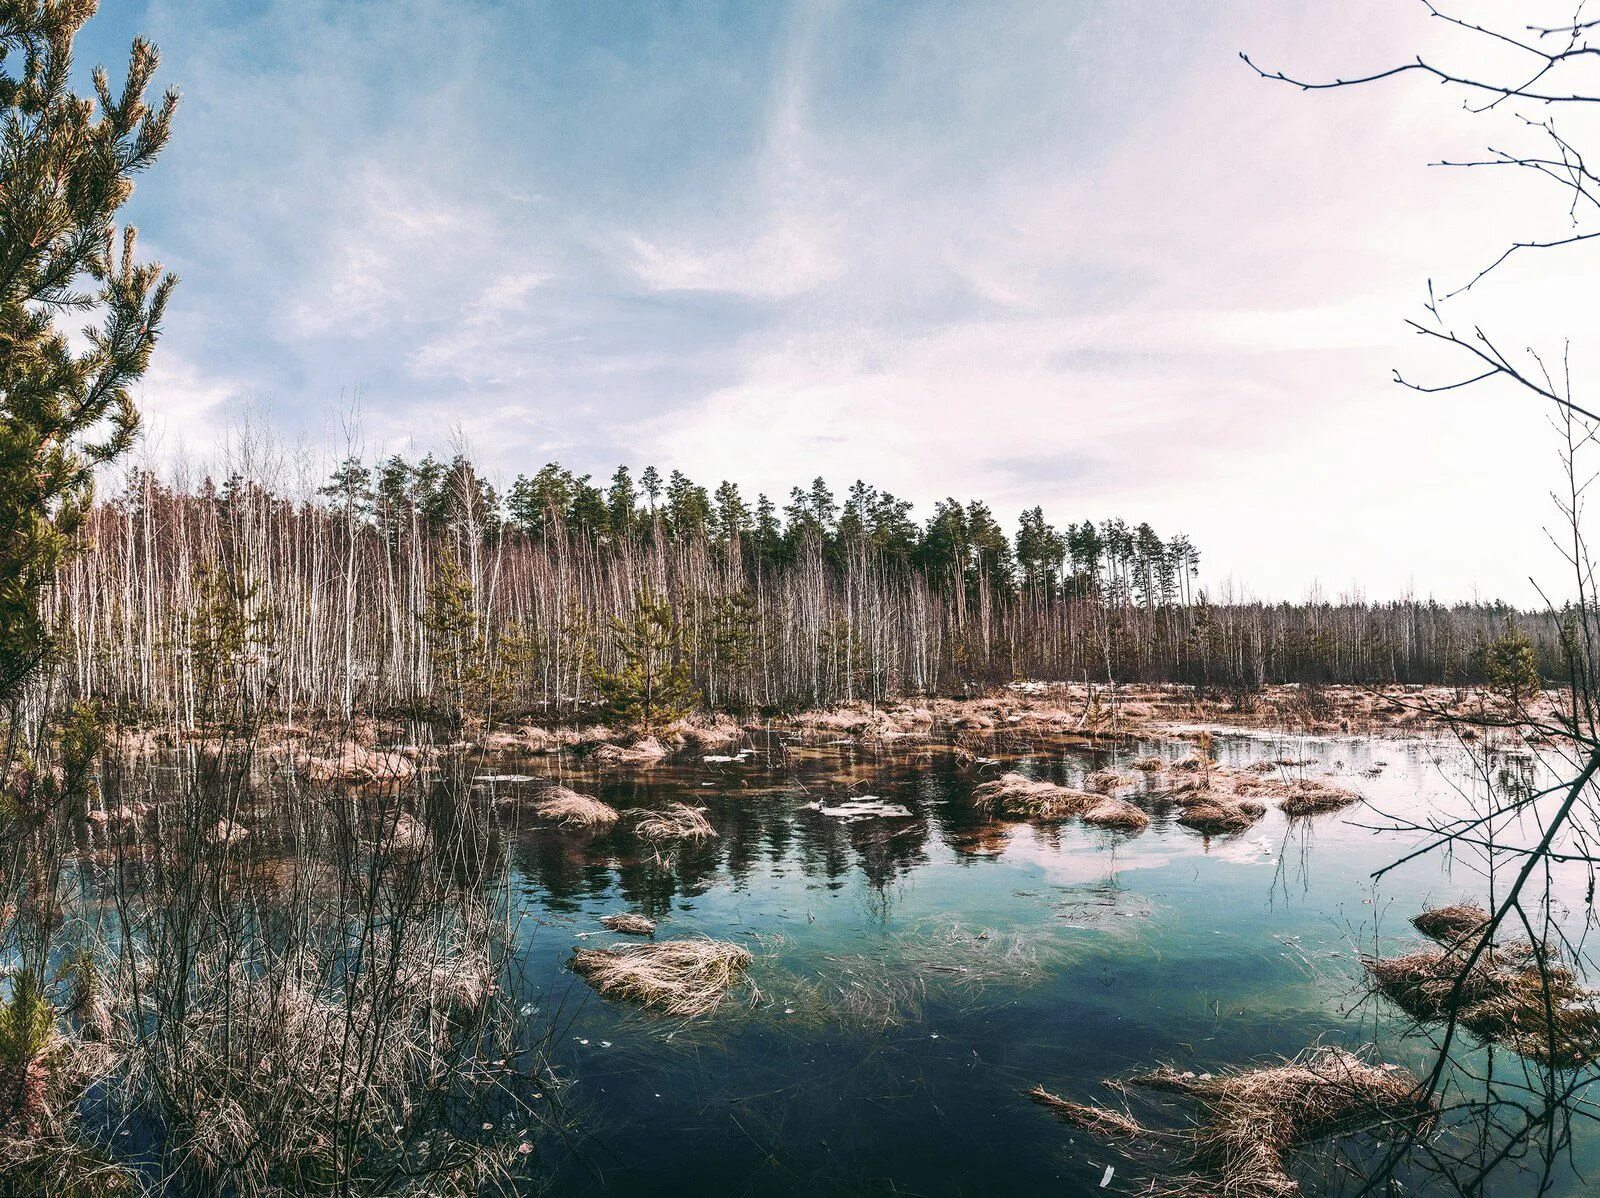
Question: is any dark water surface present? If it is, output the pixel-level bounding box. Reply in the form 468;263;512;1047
478;728;1596;1196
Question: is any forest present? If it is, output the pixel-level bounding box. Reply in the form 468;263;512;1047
46;449;1559;724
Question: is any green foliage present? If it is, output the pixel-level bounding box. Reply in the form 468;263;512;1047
593;588;696;731
703;589;761;711
1485;618;1540;705
0;3;177;705
0;969;53;1070
186;566;272;723
422;552;507;727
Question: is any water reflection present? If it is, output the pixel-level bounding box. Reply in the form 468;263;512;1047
474;728;1600;1196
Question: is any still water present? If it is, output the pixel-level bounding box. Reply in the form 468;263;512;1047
479;727;1594;1196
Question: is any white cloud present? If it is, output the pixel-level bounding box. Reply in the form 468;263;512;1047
132;351;245;456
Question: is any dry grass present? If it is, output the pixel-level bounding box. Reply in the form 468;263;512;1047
570;939;752;1016
1147;756;1360;821
1082;797;1151;831
591;736;667;765
627;803;717;843
1084;769;1133;794
1366;934;1600;1068
1135;1048;1432;1197
1276;779;1360;817
1177;798;1264;835
1035;1047;1433;1198
1027;1086;1143;1137
972;773;1097;821
1411;903;1489;945
600;913;657;936
1131;756;1166;773
531;787;620;830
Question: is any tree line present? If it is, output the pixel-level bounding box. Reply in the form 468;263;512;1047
319;453;1203;605
43;455;1564;724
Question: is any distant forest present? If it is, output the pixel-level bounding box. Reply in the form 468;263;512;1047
51;452;1562;720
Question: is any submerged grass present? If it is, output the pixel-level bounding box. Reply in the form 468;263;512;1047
570;939;753;1017
1034;1047;1433;1198
1365;906;1600;1068
600;913;657;936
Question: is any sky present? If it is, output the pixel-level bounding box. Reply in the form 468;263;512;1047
74;1;1600;604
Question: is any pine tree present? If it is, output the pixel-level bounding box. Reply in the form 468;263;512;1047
0;4;178;704
593;587;696;731
1485;618;1540;706
422;552;502;730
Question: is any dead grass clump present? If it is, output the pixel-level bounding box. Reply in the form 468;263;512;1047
1084;769;1133;794
600;913;657;936
667;717;745;751
591;736;667;766
1366;936;1600;1068
531;787;619;830
1411;903;1490;945
1177;799;1263;835
972;773;1096;821
1138;1048;1432;1197
1276;779;1360;817
1035;1047;1432;1198
628;803;717;843
301;741;416;784
1131;756;1165;773
1027;1087;1142;1137
1082;797;1151;832
570;939;752;1016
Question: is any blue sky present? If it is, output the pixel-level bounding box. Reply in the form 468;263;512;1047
79;1;1592;601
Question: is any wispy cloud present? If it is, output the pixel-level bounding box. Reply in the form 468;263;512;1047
88;0;1589;600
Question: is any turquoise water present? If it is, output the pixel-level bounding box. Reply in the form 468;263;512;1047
481;728;1594;1196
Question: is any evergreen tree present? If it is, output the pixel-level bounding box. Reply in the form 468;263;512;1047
606;465;638;537
712;480;751;544
838;480;875;543
664;469;712;539
0;5;178;704
965;500;1015;593
1485;618;1540;705
319;457;374;522
640;465;662;511
1016;506;1065;590
918;499;969;581
870;490;918;562
593;587;696;730
568;475;608;536
751;493;784;566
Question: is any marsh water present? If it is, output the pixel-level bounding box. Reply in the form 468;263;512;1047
478;728;1599;1196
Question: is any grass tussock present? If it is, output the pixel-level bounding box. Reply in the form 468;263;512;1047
1366;910;1600;1067
1275;779;1360;817
530;787;619;830
1082;797;1151;831
1027;1087;1142;1137
570;939;752;1017
1177;798;1264;835
591;736;667;766
1411;903;1489;944
600;913;657;936
1144;753;1357;824
1034;1047;1432;1198
972;773;1096;821
1083;769;1133;794
627;803;717;844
